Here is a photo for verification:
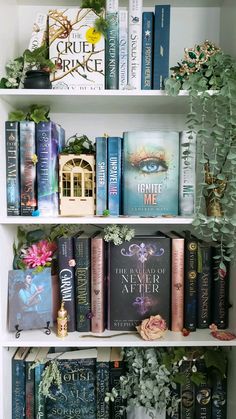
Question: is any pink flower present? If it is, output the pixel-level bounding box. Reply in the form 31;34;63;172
136;314;167;341
22;240;57;268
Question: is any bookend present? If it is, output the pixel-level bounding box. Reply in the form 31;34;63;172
15;324;23;339
44;320;51;335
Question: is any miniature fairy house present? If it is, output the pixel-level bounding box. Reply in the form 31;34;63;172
59;154;95;216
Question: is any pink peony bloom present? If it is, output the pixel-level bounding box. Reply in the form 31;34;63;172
22;240;57;268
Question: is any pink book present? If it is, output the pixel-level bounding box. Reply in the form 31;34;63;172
91;233;105;333
169;233;184;332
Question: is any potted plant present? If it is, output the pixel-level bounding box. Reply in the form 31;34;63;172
165;40;236;276
22;44;57;89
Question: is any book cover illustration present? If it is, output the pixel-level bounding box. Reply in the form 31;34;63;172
8;268;52;332
49;8;105;91
123;131;179;216
108;236;170;330
5;121;20;216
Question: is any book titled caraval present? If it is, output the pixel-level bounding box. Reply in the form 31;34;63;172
108;235;170;330
49;8;105;91
123;131;179;216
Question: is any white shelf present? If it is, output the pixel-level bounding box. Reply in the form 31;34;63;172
0;89;190;114
3;328;236;348
16;0;223;6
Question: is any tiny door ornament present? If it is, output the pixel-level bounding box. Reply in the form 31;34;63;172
57;302;68;338
59;154;95;216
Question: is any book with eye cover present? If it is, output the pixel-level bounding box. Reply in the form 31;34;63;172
122;131;179;216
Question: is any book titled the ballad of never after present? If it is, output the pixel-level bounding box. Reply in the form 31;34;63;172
49;8;105;91
108;235;170;331
123;131;179;216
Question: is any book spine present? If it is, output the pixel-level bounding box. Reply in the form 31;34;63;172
180;360;195;419
19;121;37;215
74;236;91;332
108;137;122;215
57;236;76;332
96;361;110;419
91;236;105;333
184;237;198;331
212;250;229;329
153;5;170;90
35;363;46;419
5;121;20;216
197;244;212;328
56;124;66;151
36;121;59;216
195;360;211;419
128;0;143;89
25;362;35;419
179;131;196;216
171;238;184;332
119;9;128;89
212;372;227;419
141;12;154;90
12;358;26;419
110;360;126;418
96;137;108;215
105;0;119;89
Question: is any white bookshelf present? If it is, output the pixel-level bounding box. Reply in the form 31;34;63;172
0;0;236;418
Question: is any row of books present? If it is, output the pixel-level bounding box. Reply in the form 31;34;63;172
6;120;65;216
6;124;196;218
12;346;126;419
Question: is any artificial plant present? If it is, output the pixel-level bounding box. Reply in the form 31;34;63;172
81;0;108;36
8;104;50;123
165;41;236;273
60;133;95;155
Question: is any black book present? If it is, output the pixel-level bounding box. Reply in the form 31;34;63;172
211;370;227;419
195;359;212;418
211;248;230;329
180;360;195;419
74;232;91;332
197;242;212;328
5;121;20;216
183;232;198;331
96;347;110;419
57;236;76;332
109;348;126;419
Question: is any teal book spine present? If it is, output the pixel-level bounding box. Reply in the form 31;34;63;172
122;131;179;216
12;355;26;419
153;5;170;90
105;0;119;89
5;121;20;216
96;137;107;215
141;12;154;90
35;363;46;419
108;137;122;215
96;361;110;418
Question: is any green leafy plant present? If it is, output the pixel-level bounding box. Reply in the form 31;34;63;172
81;0;108;37
0;57;24;88
8;104;50;123
23;45;56;73
165;41;236;273
60;133;95;155
30;359;62;399
103;225;135;245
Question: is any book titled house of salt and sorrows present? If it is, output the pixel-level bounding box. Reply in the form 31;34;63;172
108;235;171;330
49;8;105;91
123;131;179;216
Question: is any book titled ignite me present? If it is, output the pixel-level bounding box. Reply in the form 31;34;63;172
122;131;179;216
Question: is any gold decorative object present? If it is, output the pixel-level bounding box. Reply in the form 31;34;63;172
204;162;227;217
57;302;68;338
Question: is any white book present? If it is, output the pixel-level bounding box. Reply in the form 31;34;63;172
128;0;143;89
119;9;128;89
179;131;196;216
106;0;119;13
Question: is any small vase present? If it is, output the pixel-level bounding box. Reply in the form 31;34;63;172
127;407;166;419
23;70;52;89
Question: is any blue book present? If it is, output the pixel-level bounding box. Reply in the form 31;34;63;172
36;121;65;216
105;0;119;89
122;131;179;216
5;121;20;216
153;5;171;90
96;136;107;215
12;347;30;419
108;137;122;215
141;12;154;90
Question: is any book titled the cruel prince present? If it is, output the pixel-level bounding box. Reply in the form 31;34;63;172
49;8;105;90
123;131;179;216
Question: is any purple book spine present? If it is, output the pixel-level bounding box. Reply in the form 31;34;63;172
20;121;37;216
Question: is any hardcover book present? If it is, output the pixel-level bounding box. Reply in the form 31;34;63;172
105;0;119;89
96;136;108;215
197;242;212;328
180;360;195;419
183;233;198;331
141;12;154;90
8;268;53;332
169;233;184;332
128;0;143;89
122;131;179;216
212;248;229;329
108;235;171;330
5;121;20;216
12;347;30;419
19;121;37;216
109;348;126;418
153;5;171;90
212;369;227;419
25;347;40;419
119;8;128;89
96;347;111;419
195;360;211;419
49;8;105;91
36;121;65;216
46;349;97;419
108;137;122;215
179;131;196;216
57;236;76;332
34;347;50;419
74;232;91;332
91;233;105;333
